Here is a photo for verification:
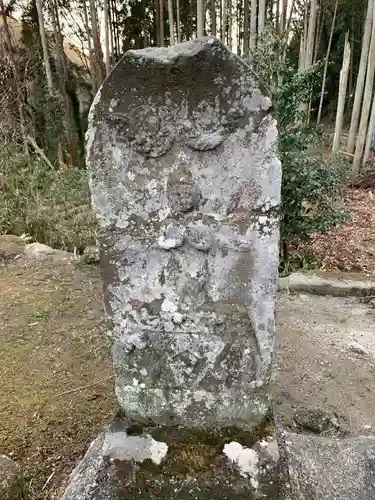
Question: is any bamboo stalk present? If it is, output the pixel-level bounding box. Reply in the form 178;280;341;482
221;0;227;43
159;0;165;46
176;0;181;41
250;0;257;49
168;0;175;44
0;0;29;158
258;0;265;35
285;0;296;32
211;0;216;37
332;33;351;155
347;0;374;154
299;0;308;72
228;0;232;49
352;0;375;181
305;0;317;69
364;93;375;163
317;0;338;125
243;0;250;56
103;0;110;74
197;0;204;36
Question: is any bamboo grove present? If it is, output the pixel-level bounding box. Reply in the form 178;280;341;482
0;0;374;180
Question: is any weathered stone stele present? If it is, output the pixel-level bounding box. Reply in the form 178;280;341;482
87;37;281;431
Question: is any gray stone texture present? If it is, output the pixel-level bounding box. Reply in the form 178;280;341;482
86;37;281;430
0;455;25;500
282;432;375;500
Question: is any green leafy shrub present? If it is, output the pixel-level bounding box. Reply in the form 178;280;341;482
0;145;95;251
249;27;349;263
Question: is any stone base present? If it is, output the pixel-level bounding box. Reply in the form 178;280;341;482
280;431;375;500
60;416;282;500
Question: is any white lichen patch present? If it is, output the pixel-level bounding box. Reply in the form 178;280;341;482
102;431;168;465
223;441;259;488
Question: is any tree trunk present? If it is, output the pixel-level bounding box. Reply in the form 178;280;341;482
298;1;308;72
285;0;296;33
168;0;175;44
155;0;161;45
82;0;97;92
108;0;115;61
176;0;181;41
305;0;317;69
258;0;265;36
237;0;242;55
364;93;375;164
0;0;29;158
197;0;204;36
332;33;350;155
51;0;79;165
104;0;111;74
227;0;232;49
35;0;54;90
160;0;165;46
352;0;375;181
347;0;374;155
313;5;322;64
221;0;227;43
36;0;64;163
276;0;280;32
250;0;257;49
211;0;217;37
111;0;121;57
243;0;250;56
89;0;105;86
317;0;338;125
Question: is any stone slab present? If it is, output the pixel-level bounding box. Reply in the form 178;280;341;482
282;432;375;500
278;272;375;297
86;37;281;430
60;417;281;500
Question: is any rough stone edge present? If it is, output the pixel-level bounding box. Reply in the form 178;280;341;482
279;431;375;500
278;272;375;297
59;432;106;500
0;454;26;500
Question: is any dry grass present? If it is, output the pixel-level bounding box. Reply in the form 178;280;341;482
299;188;375;275
0;260;116;499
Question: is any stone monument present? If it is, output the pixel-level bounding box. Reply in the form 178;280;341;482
61;37;282;499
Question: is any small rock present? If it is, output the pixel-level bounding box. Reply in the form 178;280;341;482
23;243;71;261
0;235;26;261
0;454;25;499
83;245;100;264
345;342;370;356
298;294;309;302
293;406;346;435
23;243;52;257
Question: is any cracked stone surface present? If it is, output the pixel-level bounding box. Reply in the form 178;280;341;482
86;37;281;430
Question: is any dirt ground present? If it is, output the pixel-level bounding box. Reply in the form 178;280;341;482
0;259;116;499
1;258;375;499
274;292;375;435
